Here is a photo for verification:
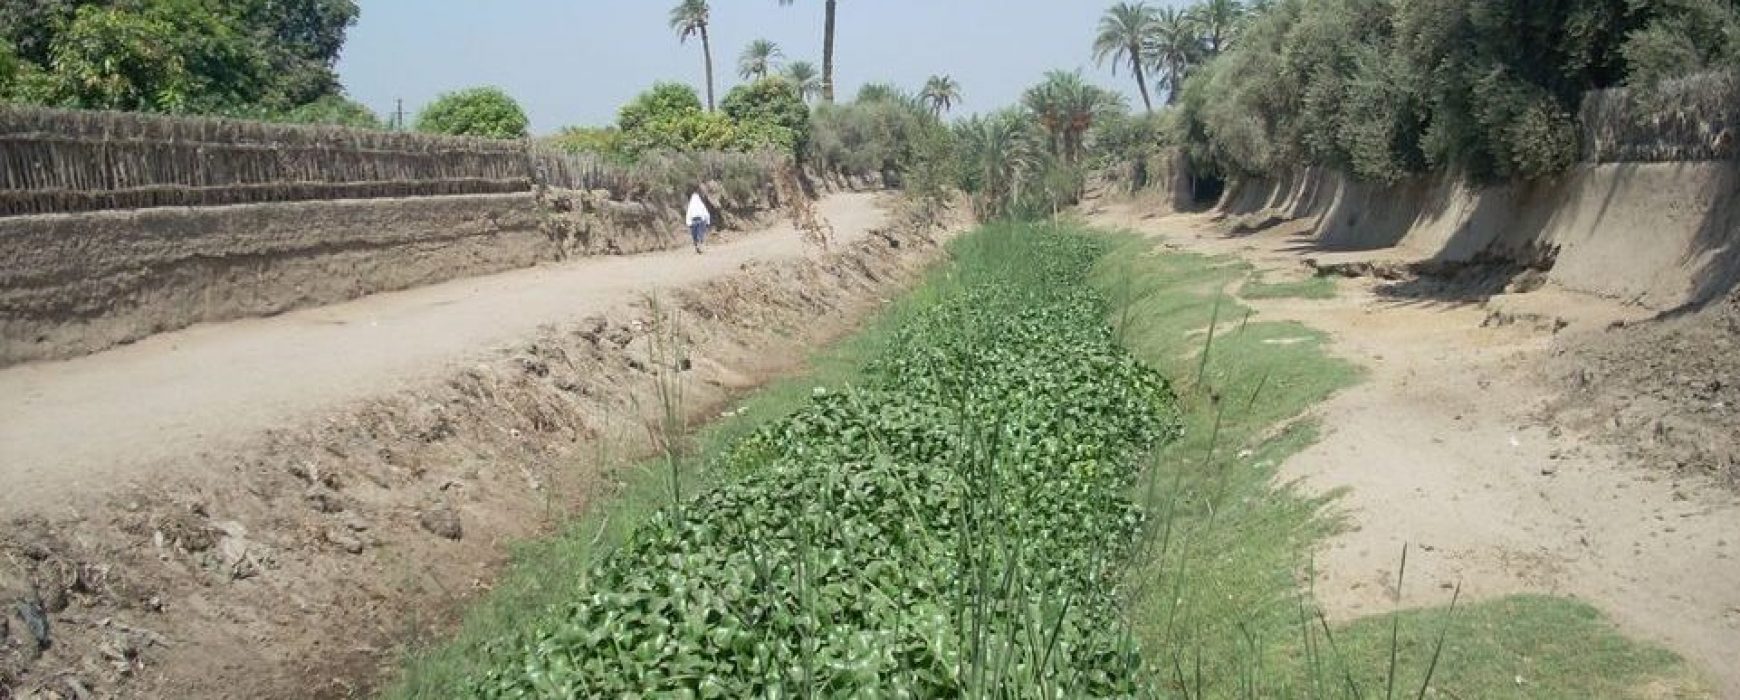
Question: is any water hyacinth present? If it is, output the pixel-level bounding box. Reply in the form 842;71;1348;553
469;226;1181;697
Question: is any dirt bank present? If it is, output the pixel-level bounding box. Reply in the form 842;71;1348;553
1088;198;1740;697
0;192;954;698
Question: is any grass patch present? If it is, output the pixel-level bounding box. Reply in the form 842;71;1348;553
1239;272;1337;300
1301;595;1703;699
1090;228;1702;697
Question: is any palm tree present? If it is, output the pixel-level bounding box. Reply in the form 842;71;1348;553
1190;0;1244;55
920;75;962;117
1022;70;1123;165
784;61;821;101
854;82;902;104
955;110;1041;219
776;0;840;103
1093;2;1160;112
668;0;717;111
1147;6;1202;105
737;39;783;80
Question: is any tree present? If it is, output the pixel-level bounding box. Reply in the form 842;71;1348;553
37;5;200;111
776;0;839;103
1094;2;1159;112
954;109;1041;219
668;0;717;111
1190;0;1244;55
0;0;357;114
232;0;359;106
738;39;782;80
722;77;811;152
415;87;529;139
784;61;821;102
1022;70;1123;165
920;74;962;117
1147;6;1202;105
619;82;705;132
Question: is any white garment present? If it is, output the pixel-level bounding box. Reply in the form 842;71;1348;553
686;193;711;224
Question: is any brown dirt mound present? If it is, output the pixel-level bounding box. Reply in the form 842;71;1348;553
0;222;944;699
1548;292;1740;488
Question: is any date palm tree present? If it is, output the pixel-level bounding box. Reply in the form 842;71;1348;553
1093;2;1160;112
776;0;839;103
737;39;782;80
783;61;821;101
1191;0;1244;54
1022;70;1123;165
1147;6;1202;105
668;0;717;111
920;74;962;117
955;109;1041;219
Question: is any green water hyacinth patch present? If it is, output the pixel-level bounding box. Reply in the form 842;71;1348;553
468;225;1181;697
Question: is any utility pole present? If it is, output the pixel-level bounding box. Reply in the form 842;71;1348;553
394;98;405;131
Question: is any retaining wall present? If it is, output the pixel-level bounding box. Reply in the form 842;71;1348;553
1217;162;1740;310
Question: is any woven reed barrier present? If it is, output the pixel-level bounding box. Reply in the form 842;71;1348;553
0;105;782;217
1580;72;1739;163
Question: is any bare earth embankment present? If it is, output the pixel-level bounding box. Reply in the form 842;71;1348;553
1089;200;1740;697
0;192;950;698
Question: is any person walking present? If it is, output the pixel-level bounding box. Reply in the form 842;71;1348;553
686;191;712;254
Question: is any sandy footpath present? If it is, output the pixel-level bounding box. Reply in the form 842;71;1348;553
0;192;884;516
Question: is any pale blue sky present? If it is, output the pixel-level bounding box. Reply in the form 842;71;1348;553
336;0;1175;134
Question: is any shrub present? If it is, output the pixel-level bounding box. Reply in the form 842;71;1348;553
617;81;704;134
720;77;810;153
279;95;381;129
545;125;626;157
415;86;528;139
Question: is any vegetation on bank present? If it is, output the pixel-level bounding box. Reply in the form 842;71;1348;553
1092;0;1740;185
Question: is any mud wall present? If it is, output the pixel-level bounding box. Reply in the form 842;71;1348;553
1217;162;1740;310
1203;79;1740;309
0;106;803;366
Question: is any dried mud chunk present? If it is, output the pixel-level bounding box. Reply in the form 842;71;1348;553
418;507;463;541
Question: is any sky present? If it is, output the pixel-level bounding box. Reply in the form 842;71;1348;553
336;0;1178;134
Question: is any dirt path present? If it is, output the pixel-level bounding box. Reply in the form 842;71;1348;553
0;192;886;517
1090;202;1740;696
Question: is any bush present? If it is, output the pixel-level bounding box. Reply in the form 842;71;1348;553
809;96;936;178
617;82;704;133
1622;0;1740;89
416;86;528;139
545;125;626;157
279;95;381;129
720;78;809;153
612;81;794;157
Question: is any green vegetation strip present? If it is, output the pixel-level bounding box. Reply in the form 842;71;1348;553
456;225;1180;696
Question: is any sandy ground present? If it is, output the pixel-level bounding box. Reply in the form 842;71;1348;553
0;192;885;518
1089;202;1740;697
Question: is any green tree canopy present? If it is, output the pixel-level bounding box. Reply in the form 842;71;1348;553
618;81;706;133
415;87;529;139
0;0;357;114
721;77;810;151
